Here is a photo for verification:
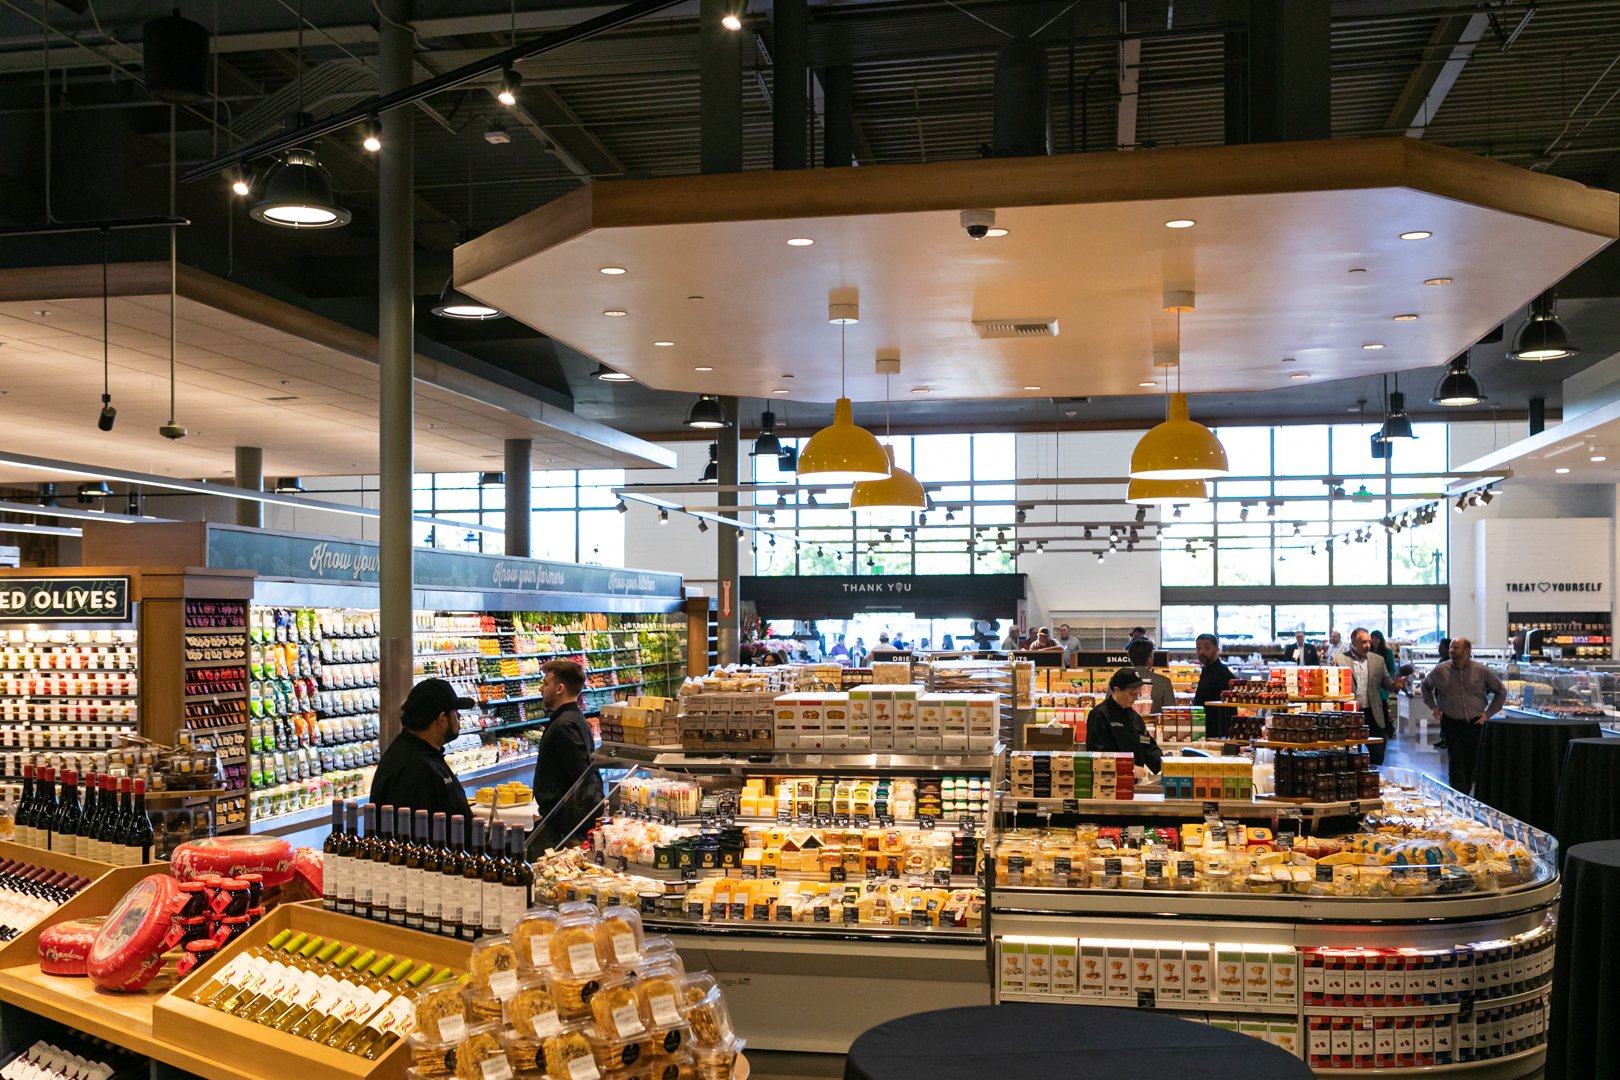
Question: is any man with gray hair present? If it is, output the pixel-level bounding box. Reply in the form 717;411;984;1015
1330;627;1402;766
1420;637;1506;795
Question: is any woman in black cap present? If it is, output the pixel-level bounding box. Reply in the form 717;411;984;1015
1084;668;1163;773
370;677;476;820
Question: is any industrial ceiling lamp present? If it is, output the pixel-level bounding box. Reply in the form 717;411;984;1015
497;66;523;107
432;273;505;320
1431;351;1486;406
850;355;927;513
1129;307;1229;480
1381;390;1415;440
594;364;633;382
721;0;747;30
274;478;306;494
1126;477;1209;505
700;444;719;482
249;11;348;228
798;292;890;484
1508;291;1579;361
685;395;727;430
751;411;783;457
96;230;115;431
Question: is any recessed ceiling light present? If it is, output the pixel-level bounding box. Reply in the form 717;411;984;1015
911;387;930;394
693;365;713;372
599;266;627;275
1392;313;1420;322
1592;455;1608;463
1399;230;1432;240
772;388;791;394
1023;385;1042;391
1556;467;1571;474
654;340;675;347
1164;219;1196;229
1290;372;1311;380
985;227;1010;237
602;309;628;317
1138;381;1157;388
1362;343;1386;350
1424;277;1453;286
786;238;815;247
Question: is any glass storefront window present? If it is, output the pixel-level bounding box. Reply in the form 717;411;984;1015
1216;605;1272;645
1274;605;1330;637
1160;605;1214;647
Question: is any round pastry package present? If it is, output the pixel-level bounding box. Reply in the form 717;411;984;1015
38;916;108;976
87;875;188;991
169;836;295;887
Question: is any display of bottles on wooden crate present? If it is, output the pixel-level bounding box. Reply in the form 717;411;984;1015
321;799;534;939
11;760;154;865
0;854;88;941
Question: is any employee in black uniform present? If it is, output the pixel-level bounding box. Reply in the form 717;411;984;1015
1084;668;1163;773
531;659;604;852
370;677;475;820
1191;632;1236;738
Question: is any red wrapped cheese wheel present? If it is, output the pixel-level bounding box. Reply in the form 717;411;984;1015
87;875;187;991
38;916;107;976
169;836;294;887
285;847;323;903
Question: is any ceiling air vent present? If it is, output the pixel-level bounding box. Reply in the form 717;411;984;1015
974;317;1059;339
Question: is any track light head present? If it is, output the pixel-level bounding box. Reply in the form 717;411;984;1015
497;67;522;106
698;519;709;533
658;508;669;524
97;395;116;432
159;421;188;440
361;115;381;153
230;171;251;197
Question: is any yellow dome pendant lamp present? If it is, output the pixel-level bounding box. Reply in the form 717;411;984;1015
1130;305;1229;481
796;292;892;485
850;351;928;512
1126;477;1209;505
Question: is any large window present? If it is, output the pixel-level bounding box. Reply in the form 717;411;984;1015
413;470;625;565
754;433;1016;576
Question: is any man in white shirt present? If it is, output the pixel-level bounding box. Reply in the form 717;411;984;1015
1056;624;1082;667
1330;627;1401;765
1325;630;1348;658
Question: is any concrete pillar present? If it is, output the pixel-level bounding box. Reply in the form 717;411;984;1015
1224;0;1330;145
772;0;809;171
823;65;855;167
377;0;415;750
504;439;532;558
233;446;263;528
700;0;743;174
716;397;741;663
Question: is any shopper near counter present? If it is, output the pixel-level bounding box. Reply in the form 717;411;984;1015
1085;668;1163;772
1332;628;1403;766
1028;627;1062;652
1369;630;1399;741
1326;630;1347;658
1056;624;1081;667
1282;631;1320;666
1000;626;1022;651
1420;637;1507;795
1129;627;1149;642
1191;633;1233;707
531;659;604;853
370;677;475;821
1126;638;1174;714
829;634;850;664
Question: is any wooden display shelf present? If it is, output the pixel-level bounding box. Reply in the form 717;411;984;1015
155;903;472;1080
0;838;122;880
1252;738;1385;749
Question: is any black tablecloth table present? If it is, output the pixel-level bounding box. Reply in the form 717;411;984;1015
844;1004;1313;1080
1554;737;1620;852
1547;840;1620;1080
1471;713;1603;834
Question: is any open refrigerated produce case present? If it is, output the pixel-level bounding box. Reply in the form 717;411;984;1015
985;759;1559;1078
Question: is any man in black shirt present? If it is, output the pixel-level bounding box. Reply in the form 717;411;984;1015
531;659;604;853
1191;633;1234;737
370;678;475;821
1084;668;1163;772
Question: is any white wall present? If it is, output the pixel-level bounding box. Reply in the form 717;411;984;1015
1470;517;1613;644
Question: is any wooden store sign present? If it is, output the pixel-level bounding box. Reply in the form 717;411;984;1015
0;577;131;622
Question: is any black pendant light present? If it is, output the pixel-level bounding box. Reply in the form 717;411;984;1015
1431;351;1487;406
432;273;505;320
777;444;799;472
685;395;727;429
751;411;782;457
250;148;350;228
1381;390;1415;440
700;444;719;482
1508;291;1578;361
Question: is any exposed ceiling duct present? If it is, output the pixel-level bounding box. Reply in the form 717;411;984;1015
988;38;1050;158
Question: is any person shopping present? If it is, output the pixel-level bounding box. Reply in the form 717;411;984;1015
1282;631;1320;666
530;660;604;852
1085;668;1163;773
1419;637;1506;795
1191;633;1233;706
1331;628;1402;766
1125;638;1174;714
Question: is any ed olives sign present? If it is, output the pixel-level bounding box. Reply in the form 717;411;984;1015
0;577;131;622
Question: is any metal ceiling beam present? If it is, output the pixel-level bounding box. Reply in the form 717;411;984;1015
1385;11;1491;138
510;84;628;180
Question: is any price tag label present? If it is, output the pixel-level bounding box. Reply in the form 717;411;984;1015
1126;826;1146;844
813;906;830;923
933;869;951;886
1061;799;1079;813
1018;801;1037;814
853;814;871;829
740;865;758;880
752;903;770;921
918;815;936;831
1104;857;1122;876
944;754;963;768
829;867;847;882
663;810;677;825
777;904;795;922
729;901;746;920
877;814;895;828
1277;833;1296;850
806;754;823;766
614;856;629;872
776;810;792;824
865;867;880;880
885;867;900;879
1202;801;1219;819
681;867;697;883
1349;801;1363;815
1137;990;1156;1009
842;905;859;924
719;814;735;828
640;894;657;914
699;810;715;825
708;902;727;921
1316;864;1335;884
814;815;831;829
1210;826;1228;844
1176;860;1195;879
834;815;851;829
1097;836;1117;850
1008;854;1026;877
1145;859;1164;878
1427;865;1441;881
1053;856;1072;876
594;848;606;867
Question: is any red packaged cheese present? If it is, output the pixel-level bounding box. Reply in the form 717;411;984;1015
87;874;188;991
38;916;107;976
169;836;294;887
285;846;323;903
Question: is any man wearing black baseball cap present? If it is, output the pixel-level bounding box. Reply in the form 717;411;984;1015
370;677;476;821
1084;668;1163;773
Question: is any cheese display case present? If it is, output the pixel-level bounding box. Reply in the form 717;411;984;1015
1479;657;1620;727
987;763;1559;1078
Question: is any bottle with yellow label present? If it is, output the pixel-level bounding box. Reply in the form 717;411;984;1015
320;958;418;1050
199;931;309;1012
284;948;380;1038
342;963;439;1058
190;929;295;1005
230;936;329;1018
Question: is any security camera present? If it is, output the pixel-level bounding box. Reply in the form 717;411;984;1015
961;209;996;240
159;421;188;440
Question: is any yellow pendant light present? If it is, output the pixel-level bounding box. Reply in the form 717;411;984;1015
1130;392;1229;479
797;298;890;484
1126;476;1209;504
850;445;927;512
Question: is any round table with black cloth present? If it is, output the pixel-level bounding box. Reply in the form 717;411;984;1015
1546;840;1620;1080
1471;713;1603;835
1554;737;1620;854
843;1004;1313;1080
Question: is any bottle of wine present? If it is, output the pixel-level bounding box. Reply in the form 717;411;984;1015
480;820;505;937
231;935;328;1017
93;776;119;864
503;826;533;932
442;815;466;938
321;956;413;1049
85;776;106;863
371;806;394;923
354;804;377;920
387;806;410;926
191;929;296;1005
201;932;309;1012
285;947;378;1038
253;942;353;1028
341;962;437;1058
15;764;35;848
126;780;153;866
322;801;343;911
34;767;55;851
306;951;396;1045
335;801;359;916
421;812;445;936
111;778;135;867
53;769;80;859
460;818;485;941
78;772;98;860
404;810;426;931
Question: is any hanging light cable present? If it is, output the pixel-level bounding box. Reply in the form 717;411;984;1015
798;296;890;483
96;228;115;431
248;4;349;228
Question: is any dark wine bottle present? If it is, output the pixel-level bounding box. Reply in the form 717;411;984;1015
372;806;395;923
421;813;445;935
53;770;81;860
322;801;343;911
404;810;427;931
387;805;409;926
355;804;377;919
35;767;55;852
127;780;154;865
15;764;35;848
480;821;505;936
